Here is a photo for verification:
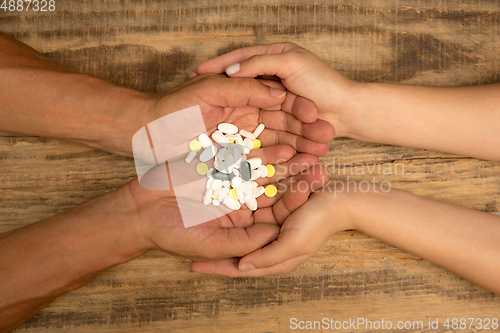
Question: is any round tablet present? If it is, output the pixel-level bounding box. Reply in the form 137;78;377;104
266;164;275;177
252;139;261;149
189;139;202;152
264;185;278;197
196;162;209;175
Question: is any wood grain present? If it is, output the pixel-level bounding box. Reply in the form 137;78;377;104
1;0;499;332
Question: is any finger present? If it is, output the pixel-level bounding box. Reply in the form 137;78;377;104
246;144;295;166
255;153;320;186
255;164;329;224
282;94;318;124
195;43;298;75
208;223;280;259
258;129;329;156
188;71;198;79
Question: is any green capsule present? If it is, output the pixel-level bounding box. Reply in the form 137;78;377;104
212;170;234;181
240;161;252;181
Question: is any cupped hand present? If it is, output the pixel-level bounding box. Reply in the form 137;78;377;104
125;151;330;261
146;74;334;157
189;178;353;275
190;43;358;139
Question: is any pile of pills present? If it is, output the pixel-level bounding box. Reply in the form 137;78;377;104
185;123;277;211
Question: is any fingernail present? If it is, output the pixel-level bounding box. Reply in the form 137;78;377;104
186;259;192;262
239;262;256;272
270;87;286;97
226;63;240;75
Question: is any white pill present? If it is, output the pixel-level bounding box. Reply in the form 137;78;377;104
248;157;263;169
199;146;218;162
233;168;240;177
243;138;254;150
231;143;245;154
244;193;253;203
211;179;223;190
217;148;227;161
223;197;241;210
240;181;252;193
206;178;214;189
203;189;213;205
253;186;265;198
212;130;230;145
240;129;256;140
258;165;268;177
251;181;259;189
222;180;231;188
232;148;242;165
212;199;220;206
225;134;238;140
218;123;239;134
207;168;214;178
236;188;245;204
253;124;265;138
231;176;243;188
198;133;213;148
235;134;244;146
214;187;229;196
185;151;197;163
250;169;261;180
245;197;258;211
244;147;250;154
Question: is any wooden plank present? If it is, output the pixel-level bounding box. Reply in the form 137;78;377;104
1;0;499;331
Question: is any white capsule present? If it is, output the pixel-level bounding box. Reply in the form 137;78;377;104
223;197;241;210
203;189;213;205
199;146;218;162
250;169;261;180
245;197;258;211
236;188;245;204
240;129;256;140
185;151;197;163
214;187;230;196
211;179;223;190
235;134;244;146
218;123;239;134
206;178;214;189
212;130;230;145
258;165;268;177
243;138;254;150
248;157;263;169
222;180;231;188
207;168;214;178
253;186;265;198
253;124;265;138
198;133;213;148
231;176;243;188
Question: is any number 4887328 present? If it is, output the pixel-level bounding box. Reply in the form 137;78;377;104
1;0;55;11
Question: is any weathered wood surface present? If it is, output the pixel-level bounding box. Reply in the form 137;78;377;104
1;0;499;331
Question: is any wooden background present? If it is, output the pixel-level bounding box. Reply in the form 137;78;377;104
1;0;500;332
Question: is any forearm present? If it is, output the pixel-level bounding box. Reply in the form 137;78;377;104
0;185;149;332
0;32;153;156
343;82;500;161
342;186;500;294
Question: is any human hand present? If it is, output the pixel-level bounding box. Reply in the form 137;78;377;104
126;155;330;261
189;179;354;275
190;43;360;139
143;74;334;158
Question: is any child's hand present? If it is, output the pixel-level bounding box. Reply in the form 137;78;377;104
190;179;353;276
191;43;358;139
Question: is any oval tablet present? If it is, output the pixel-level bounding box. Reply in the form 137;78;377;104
266;164;275;177
196;162;209;175
211;130;230;145
240;129;256;140
198;133;213;148
253;186;265;198
245;197;258;211
240;161;252;181
223;197;241;210
257;165;268;178
250;170;261;180
243;138;254;150
264;185;278;197
218;123;239;134
236;188;245;204
211;179;223;190
248;157;263;170
189;140;202;152
231;176;243;188
199;146;218;162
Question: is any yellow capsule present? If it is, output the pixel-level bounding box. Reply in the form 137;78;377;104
266;164;275;177
252;139;261;149
196;162;209;175
229;188;239;200
189;139;202;152
264;184;277;197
